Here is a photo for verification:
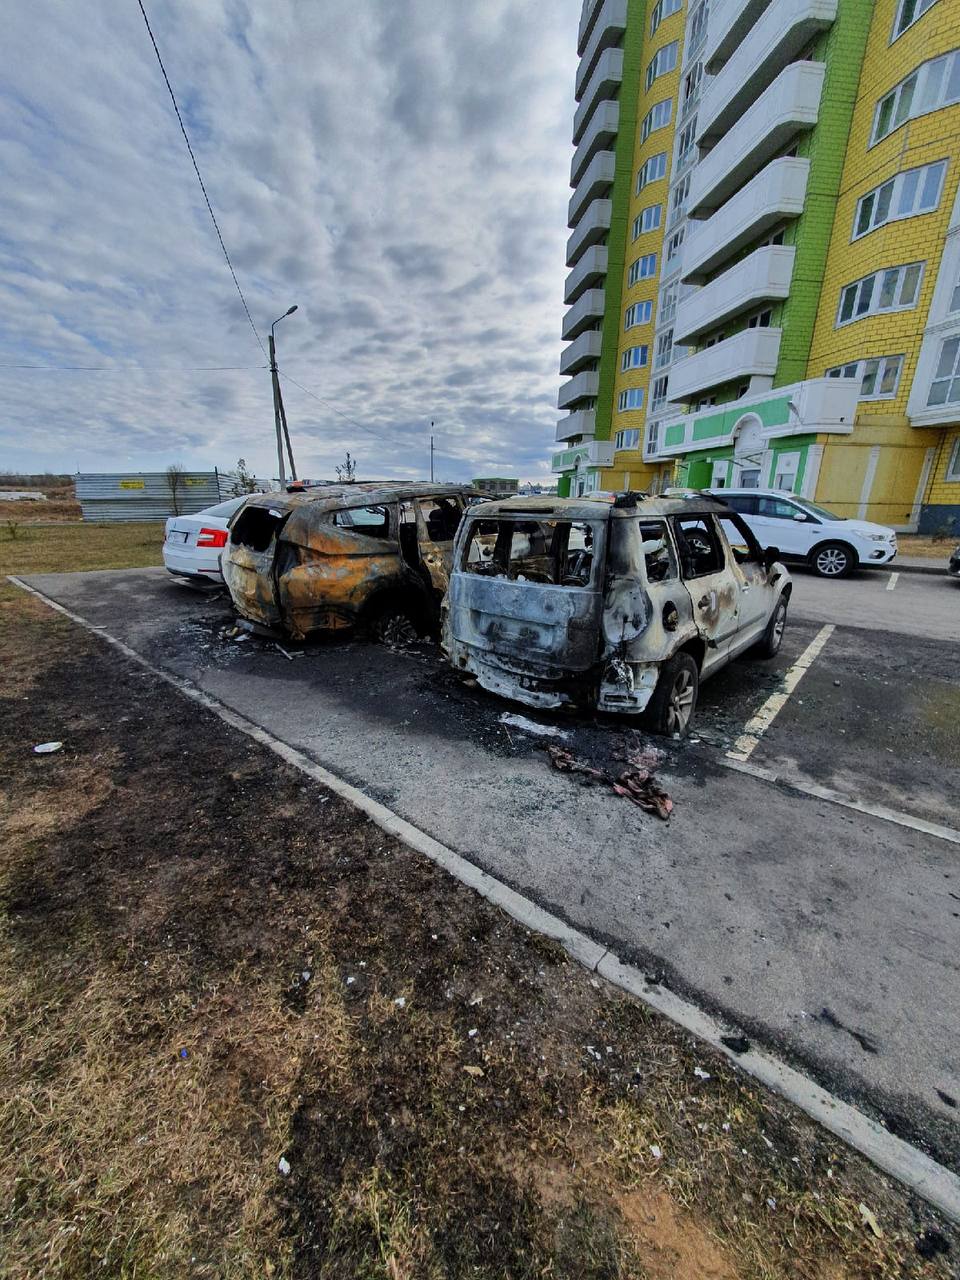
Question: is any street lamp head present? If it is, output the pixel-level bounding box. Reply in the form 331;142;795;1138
285;304;298;316
271;305;299;336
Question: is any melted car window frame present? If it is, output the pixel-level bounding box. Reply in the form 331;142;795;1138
461;517;601;588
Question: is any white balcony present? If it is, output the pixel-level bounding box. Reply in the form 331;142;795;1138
573;48;623;144
647;375;858;458
674;246;795;344
668;327;782;402
552;437;615;469
688;62;824;217
564;245;608;304
568;150;616;227
558;371;600;409
566;198;612;266
571;100;619;185
562;288;606;341
575;0;627;100
698;0;836;145
704;0;774;74
559;329;603;376
556;410;597;444
682;158;809;282
578;0;604;53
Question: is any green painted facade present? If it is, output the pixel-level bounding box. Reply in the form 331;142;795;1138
592;0;648;444
660;394;794;454
772;0;873;387
674;433;817;490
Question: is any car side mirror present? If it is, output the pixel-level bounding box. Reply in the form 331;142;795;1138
793;512;807;521
763;546;781;569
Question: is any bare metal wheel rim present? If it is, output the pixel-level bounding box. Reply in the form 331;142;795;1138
377;614;418;644
815;547;848;576
667;668;696;733
773;601;787;644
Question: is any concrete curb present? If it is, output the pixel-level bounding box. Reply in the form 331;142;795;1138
10;573;960;1226
881;560;949;577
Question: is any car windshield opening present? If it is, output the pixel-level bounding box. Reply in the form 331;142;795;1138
461;518;599;587
791;498;842;522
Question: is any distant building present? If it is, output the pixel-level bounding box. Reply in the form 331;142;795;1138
557;0;960;533
472;476;520;496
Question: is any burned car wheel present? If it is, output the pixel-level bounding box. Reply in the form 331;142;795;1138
755;596;788;659
367;604;420;646
646;651;699;738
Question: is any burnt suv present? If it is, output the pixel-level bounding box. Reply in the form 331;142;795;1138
222;483;477;642
442;492;790;734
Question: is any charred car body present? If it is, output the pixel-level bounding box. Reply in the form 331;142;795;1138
222;483;478;641
442;493;791;734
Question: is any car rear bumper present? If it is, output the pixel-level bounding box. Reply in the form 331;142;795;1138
162;547;223;580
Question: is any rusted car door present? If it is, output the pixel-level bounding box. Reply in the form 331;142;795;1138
223;503;291;629
448;514;606;675
714;510;775;647
416;495;465;594
669;513;740;674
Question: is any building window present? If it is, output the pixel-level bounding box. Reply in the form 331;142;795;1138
615;427;642;449
650;0;682;36
853;161;947;238
636;152;667;194
952;269;960;313
826;354;904;399
872;51;960;144
655;329;674;369
651;375;669;411
928;336;960;406
681;63;703;118
621;345;649;371
624;300;653;329
646;41;679;90
892;0;939;40
946;435;960;479
641;99;673;142
676;117;698;169
735;381;750;398
836;262;924;326
669;174;691;227
773;451;801;492
694;394;718;411
659;280;678;324
746;308;773;328
666;227;685;265
687;1;709;55
632;205;662;239
646;421;660;453
628;253;658;284
618;388;646;412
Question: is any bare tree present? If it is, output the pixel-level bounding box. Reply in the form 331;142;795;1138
165;463;187;516
335;452;357;483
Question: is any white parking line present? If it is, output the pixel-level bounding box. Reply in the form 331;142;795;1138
727;624;835;763
886;572;899;591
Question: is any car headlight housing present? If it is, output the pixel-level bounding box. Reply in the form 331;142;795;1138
866;533;889;542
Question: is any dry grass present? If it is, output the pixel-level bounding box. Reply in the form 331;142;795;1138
0;521;163;579
896;535;957;558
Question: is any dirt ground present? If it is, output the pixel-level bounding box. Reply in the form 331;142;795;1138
1;563;958;1277
0;481;81;523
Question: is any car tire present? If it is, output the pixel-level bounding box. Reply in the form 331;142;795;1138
366;602;421;646
809;542;856;578
755;596;788;659
645;651;699;738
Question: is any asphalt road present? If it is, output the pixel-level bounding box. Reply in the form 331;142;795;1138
16;564;960;1172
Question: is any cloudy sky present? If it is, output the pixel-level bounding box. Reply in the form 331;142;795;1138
0;0;582;483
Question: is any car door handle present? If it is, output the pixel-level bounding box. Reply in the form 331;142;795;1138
697;596;710;609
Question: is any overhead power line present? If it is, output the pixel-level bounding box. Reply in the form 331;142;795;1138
135;0;266;359
0;363;266;372
277;369;401;444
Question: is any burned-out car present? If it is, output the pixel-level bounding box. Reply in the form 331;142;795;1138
442;492;791;734
222;483;477;641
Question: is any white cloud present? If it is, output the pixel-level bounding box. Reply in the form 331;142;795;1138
0;0;580;483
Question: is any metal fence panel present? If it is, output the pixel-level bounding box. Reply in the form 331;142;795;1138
75;471;233;522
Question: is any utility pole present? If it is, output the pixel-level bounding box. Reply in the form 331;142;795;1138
269;305;298;488
430;422;435;482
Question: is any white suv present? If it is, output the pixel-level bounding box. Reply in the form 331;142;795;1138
707;488;897;578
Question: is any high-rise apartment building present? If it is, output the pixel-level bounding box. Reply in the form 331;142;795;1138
555;0;960;535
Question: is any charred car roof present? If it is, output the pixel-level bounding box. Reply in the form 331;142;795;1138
464;493;732;521
237;482;477;517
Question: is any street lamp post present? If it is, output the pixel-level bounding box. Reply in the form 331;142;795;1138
269;305;298;487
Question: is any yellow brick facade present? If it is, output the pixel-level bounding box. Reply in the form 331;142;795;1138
807;0;960;526
598;3;685;493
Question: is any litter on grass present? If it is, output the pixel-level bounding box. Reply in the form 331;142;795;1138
33;741;63;754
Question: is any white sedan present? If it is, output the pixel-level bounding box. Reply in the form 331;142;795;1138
162;495;249;585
